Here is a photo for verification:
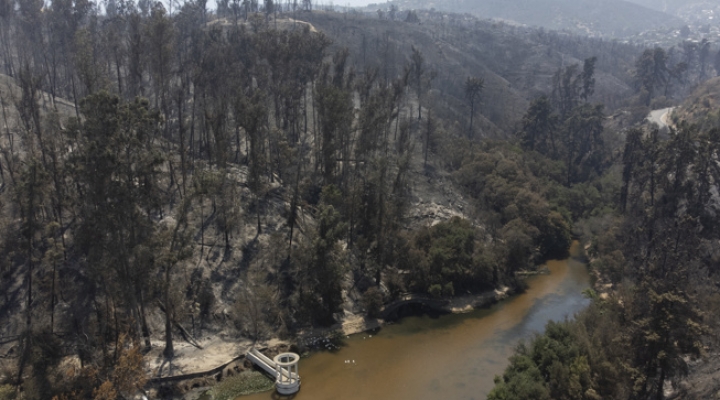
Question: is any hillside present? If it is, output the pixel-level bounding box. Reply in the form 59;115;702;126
670;76;720;129
0;3;719;400
374;0;684;37
297;11;637;136
626;0;719;16
625;0;700;12
0;7;612;399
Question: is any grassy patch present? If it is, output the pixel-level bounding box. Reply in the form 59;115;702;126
210;370;274;400
0;385;16;400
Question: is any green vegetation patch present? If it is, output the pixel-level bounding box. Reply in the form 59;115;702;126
209;370;275;400
0;385;16;400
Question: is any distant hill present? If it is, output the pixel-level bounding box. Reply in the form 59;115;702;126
624;0;720;24
624;0;712;14
376;0;684;37
297;11;637;136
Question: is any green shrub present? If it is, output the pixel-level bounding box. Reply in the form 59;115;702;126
362;287;384;317
0;385;16;400
428;284;442;298
210;371;274;400
384;269;406;300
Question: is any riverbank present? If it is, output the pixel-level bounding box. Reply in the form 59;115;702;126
155;285;514;399
239;253;590;400
146;341;294;399
299;285;513;340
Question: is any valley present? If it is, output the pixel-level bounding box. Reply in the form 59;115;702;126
0;1;718;400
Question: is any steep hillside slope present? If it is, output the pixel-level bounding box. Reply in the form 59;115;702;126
625;0;720;25
670;76;720;129
298;11;635;137
626;0;716;14
0;74;76;188
0;7;672;400
625;0;697;12
378;0;683;37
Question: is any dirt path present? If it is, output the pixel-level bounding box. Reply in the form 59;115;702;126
146;337;248;380
145;336;293;381
647;107;674;129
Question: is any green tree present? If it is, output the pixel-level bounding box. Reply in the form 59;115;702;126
14;159;50;384
519;96;557;155
619;128;643;213
562;103;604;187
404;217;494;295
295;205;347;325
315;75;353;185
408;46;425;120
580;57;597;102
127;12;146;98
488;344;551;400
551;57;597;118
634;48;668;106
236;91;268;234
551;64;580;119
465;76;484;137
235;264;280;340
70;92;164;348
145;2;175;129
73;28;102;96
157;197;193;358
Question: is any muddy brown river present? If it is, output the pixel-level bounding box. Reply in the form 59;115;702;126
242;243;589;400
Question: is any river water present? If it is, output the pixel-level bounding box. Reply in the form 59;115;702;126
243;243;590;400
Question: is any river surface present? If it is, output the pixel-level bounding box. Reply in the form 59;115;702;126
243;243;590;400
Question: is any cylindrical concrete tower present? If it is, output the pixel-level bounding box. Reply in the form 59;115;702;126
273;352;301;395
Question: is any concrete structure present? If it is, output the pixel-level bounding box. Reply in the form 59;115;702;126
273;353;301;395
246;348;301;395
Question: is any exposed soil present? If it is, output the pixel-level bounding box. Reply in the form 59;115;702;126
668;353;720;399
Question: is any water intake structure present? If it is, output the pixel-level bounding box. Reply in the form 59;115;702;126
246;348;301;395
244;242;589;400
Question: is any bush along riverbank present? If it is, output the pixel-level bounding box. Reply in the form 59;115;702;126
207;371;275;400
